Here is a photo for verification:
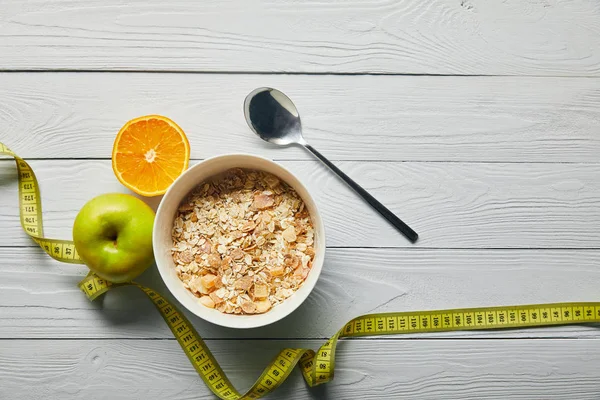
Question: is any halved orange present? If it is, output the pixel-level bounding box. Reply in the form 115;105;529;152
112;115;190;197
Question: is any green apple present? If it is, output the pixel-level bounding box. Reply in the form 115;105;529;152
73;193;155;283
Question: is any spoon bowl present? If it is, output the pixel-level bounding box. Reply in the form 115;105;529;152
244;88;305;146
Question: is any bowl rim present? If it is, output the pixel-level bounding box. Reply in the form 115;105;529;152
153;153;326;329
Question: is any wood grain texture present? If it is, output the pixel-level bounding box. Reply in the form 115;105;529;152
1;159;599;248
1;0;600;75
2;1;599;397
1;339;600;399
2;247;600;339
1;74;600;162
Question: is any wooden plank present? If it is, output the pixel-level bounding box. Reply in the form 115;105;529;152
1;338;599;399
1;247;599;339
1;0;600;75
1;74;600;162
1;159;600;248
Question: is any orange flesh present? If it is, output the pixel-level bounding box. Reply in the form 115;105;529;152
113;116;189;196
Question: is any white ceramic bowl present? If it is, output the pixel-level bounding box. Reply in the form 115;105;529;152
153;154;326;329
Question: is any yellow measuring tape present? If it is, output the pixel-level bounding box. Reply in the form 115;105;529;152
3;141;600;399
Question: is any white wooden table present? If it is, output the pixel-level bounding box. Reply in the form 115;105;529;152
1;1;600;398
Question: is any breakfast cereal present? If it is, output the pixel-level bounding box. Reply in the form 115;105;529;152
171;168;315;314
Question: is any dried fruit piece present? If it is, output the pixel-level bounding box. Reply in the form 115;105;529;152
200;274;218;289
252;192;275;210
255;299;272;313
241;301;257;314
253;284;269;299
199;296;216;309
213;274;224;289
189;276;210;295
209;292;225;305
235;275;253;291
269;265;285;277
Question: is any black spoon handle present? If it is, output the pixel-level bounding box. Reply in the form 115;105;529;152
304;144;418;243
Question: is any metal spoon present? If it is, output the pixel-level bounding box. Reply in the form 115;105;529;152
243;87;419;243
